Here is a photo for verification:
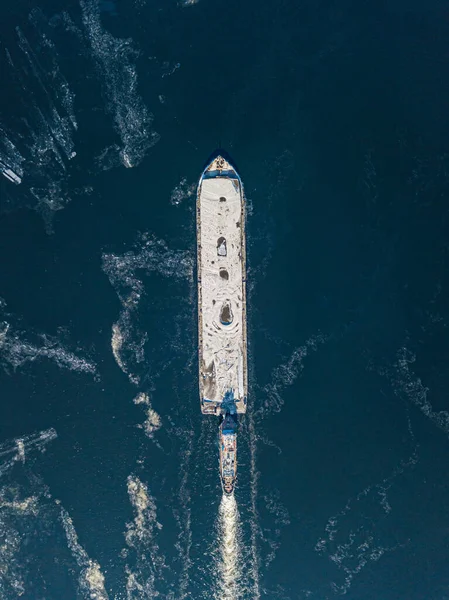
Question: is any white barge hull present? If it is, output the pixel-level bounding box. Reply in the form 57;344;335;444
197;155;248;415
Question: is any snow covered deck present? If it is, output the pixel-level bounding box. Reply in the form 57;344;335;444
197;156;247;415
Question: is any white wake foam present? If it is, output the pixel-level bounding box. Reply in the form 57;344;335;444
216;494;242;600
60;508;110;599
124;475;166;599
0;131;24;185
110;314;142;385
173;427;194;600
0;430;110;599
0;487;41;597
103;233;193;292
80;0;159;169
0;430;57;598
262;333;328;415
247;409;262;599
262;490;291;568
0;428;57;478
1;13;78;231
314;443;418;595
393;346;449;436
103;233;192;384
170;177;196;206
0;306;97;376
133;392;162;440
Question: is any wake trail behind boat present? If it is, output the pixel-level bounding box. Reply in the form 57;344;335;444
216;494;242;600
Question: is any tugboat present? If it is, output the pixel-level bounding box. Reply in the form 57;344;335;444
219;411;238;495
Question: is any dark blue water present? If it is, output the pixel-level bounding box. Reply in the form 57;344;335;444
1;0;449;598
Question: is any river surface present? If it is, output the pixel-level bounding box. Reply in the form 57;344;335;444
1;0;449;598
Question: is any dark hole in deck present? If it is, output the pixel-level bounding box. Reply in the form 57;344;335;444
220;302;233;325
217;237;227;256
219;268;229;280
219;196;227;202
